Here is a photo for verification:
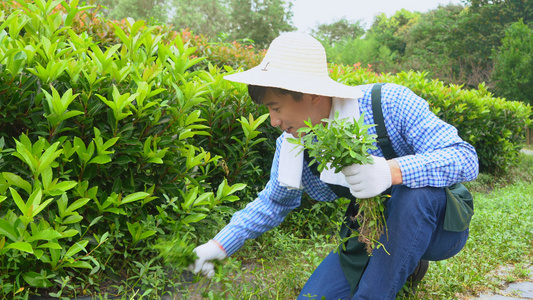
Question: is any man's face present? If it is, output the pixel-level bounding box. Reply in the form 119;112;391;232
263;88;328;136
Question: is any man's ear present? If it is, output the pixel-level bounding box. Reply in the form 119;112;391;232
309;94;323;105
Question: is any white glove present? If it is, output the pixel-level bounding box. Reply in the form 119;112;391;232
188;240;227;278
341;155;392;199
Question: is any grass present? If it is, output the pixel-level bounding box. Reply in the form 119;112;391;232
174;231;338;299
522;140;533;151
418;180;533;299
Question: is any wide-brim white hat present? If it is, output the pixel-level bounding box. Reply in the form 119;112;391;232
224;32;363;99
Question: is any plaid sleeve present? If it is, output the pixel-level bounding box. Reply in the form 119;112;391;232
372;84;479;188
213;135;340;256
213;135;303;256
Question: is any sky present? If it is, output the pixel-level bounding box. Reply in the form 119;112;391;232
291;0;465;32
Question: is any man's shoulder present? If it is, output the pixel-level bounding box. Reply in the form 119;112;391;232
357;83;411;99
357;83;413;108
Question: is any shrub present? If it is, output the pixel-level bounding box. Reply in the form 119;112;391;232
0;1;264;298
195;65;278;202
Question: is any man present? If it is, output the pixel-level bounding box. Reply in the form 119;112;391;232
189;32;479;299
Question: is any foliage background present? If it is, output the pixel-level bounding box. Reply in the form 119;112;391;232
97;0;295;48
95;0;533;105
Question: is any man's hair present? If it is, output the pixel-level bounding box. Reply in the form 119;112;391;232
247;85;304;104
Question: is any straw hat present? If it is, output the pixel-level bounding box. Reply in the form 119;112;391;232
224;32;363;99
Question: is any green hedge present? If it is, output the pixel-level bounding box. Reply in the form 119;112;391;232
0;1;272;298
331;65;532;173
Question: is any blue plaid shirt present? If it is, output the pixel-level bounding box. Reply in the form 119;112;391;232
214;83;479;256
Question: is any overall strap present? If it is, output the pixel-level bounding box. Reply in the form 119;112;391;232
371;83;398;160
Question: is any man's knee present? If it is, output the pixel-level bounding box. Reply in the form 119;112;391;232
387;185;447;219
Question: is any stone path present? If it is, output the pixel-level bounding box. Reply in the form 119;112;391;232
467;266;533;299
521;149;533;156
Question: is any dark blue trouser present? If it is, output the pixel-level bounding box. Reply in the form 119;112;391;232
298;185;469;300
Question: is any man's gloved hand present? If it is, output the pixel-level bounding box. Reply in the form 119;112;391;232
188;240;227;278
341;155;392;199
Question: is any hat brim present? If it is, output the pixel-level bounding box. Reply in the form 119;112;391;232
224;66;363;99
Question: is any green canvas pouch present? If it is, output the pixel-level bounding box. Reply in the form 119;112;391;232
443;183;474;232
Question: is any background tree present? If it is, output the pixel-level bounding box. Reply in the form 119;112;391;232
98;0;169;23
227;0;295;48
365;9;420;56
491;19;533;105
453;1;512;85
311;18;368;67
313;11;418;73
168;0;231;38
311;17;365;45
469;0;533;24
400;4;465;83
97;0;295;48
410;0;533;88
